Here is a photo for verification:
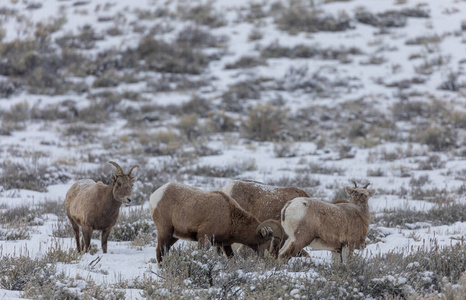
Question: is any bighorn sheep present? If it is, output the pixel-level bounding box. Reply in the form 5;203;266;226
223;179;309;256
149;182;284;263
223;180;309;222
65;161;139;253
277;181;375;263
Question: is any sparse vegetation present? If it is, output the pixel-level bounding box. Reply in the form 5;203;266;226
0;0;466;298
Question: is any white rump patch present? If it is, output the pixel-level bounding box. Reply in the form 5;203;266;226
281;197;308;240
150;183;170;214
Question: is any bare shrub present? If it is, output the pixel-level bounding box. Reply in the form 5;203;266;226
276;65;356;97
176;25;226;48
108;207;155;242
0;160;70;192
417;155;446;170
221;79;262;113
0;80;21;98
242;103;287;141
438;72;466;92
405;34;441;45
415;126;456;151
137;129;183;156
1;101;30;131
225;55;266;69
267;173;320;195
248;28;263;41
206;110;238;133
92;71;121;88
177;1;227;27
0;255;56;291
273;141;297;158
355;9;407;28
187;159;257;178
375;203;466;228
367;168;386;177
261;41;362;61
275;3;353;34
415;54;451;75
130;35;210;74
56;25;103;50
297;162;346;175
180;95;211;118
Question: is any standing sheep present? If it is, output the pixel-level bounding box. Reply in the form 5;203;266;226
65;161;139;253
149;182;284;263
277;181;375;263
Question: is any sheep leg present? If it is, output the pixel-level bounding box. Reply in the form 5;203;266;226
279;237;312;262
82;227;93;253
297;249;310;258
156;236;178;264
67;215;81;252
101;228;112;254
341;245;350;264
220;245;234;258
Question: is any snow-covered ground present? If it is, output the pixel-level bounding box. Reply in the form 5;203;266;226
1;0;466;298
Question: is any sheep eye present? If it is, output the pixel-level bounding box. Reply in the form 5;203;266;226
117;182;122;187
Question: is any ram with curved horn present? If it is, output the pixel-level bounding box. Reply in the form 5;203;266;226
277;181;376;264
149;182;284;264
65;161;139;253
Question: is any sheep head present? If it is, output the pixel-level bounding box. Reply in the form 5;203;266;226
109;161;139;205
256;219;284;257
345;181;376;205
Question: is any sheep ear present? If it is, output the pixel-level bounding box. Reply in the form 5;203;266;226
111;174;118;182
131;176;138;182
345;186;354;196
367;189;376;197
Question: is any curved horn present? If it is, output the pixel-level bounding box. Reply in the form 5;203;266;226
256;219;284;241
128;164;140;176
352;180;358;188
363;182;370;189
109;161;124;176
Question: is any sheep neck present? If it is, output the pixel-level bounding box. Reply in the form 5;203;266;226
229;210;261;250
103;182;122;219
349;195;370;226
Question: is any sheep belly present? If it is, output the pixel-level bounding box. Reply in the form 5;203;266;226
171;208;231;243
309;239;337;251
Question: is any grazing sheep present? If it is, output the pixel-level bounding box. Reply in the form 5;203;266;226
223;179;309;256
223;180;309;221
149;182;284;263
65;161;139;253
277;182;375;263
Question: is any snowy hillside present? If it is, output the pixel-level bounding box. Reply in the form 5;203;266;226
1;0;466;298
